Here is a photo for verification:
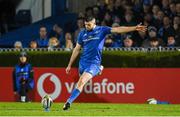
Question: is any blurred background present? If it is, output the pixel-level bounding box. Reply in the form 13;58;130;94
0;0;179;49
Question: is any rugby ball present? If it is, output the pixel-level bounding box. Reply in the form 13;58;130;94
41;95;53;110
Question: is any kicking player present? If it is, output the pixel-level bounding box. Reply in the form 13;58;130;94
63;16;147;110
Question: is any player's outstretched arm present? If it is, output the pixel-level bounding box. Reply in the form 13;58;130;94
111;23;147;34
66;43;81;74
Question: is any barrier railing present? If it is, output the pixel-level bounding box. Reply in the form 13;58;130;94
0;47;180;52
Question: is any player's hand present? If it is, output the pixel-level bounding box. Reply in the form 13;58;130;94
135;23;147;32
66;66;71;74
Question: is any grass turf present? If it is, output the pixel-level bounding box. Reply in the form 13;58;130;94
0;102;180;116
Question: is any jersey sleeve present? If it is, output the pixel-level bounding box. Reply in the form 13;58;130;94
102;26;112;35
77;31;84;46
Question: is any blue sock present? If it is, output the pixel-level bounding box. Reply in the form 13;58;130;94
67;88;81;104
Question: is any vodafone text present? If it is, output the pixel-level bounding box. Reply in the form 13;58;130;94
65;78;135;94
37;73;135;100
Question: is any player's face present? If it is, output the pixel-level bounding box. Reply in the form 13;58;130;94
85;19;95;31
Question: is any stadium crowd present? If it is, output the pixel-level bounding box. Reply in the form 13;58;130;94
2;0;180;49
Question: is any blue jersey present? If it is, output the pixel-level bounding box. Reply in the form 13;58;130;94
13;63;34;92
36;38;49;48
77;26;111;65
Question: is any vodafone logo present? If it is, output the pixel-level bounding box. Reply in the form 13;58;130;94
37;73;61;100
36;72;135;101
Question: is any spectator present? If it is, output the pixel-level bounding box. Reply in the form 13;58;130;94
150;37;160;48
154;10;164;29
93;6;101;24
144;13;154;26
85;7;93;17
106;0;114;14
142;3;151;17
142;26;164;47
173;16;180;45
123;35;134;48
96;0;107;18
143;2;151;11
132;0;141;13
111;23;123;47
79;1;180;47
104;35;113;48
48;37;59;50
148;26;157;38
65;32;73;51
113;0;124;19
13;52;34;102
173;16;180;31
167;35;177;47
161;0;170;16
169;2;177;18
78;12;85;18
49;24;64;47
152;5;160;20
124;4;133;14
102;12;113;26
113;16;121;24
1;0;179;48
176;3;180;16
104;34;120;48
74;18;84;43
101;20;107;26
135;30;147;47
124;12;136;26
158;16;175;44
142;26;155;47
29;40;37;49
36;26;49;48
121;0;129;8
143;0;153;6
14;41;23;50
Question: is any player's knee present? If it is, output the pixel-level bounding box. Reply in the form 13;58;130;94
76;78;85;91
77;80;84;87
77;80;82;87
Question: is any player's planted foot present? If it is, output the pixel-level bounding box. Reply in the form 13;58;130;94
63;102;70;110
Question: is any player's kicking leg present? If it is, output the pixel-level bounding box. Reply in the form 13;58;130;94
98;65;104;75
63;72;93;110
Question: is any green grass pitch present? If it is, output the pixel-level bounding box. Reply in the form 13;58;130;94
0;102;180;116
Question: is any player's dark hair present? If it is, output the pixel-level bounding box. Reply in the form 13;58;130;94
84;16;95;22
